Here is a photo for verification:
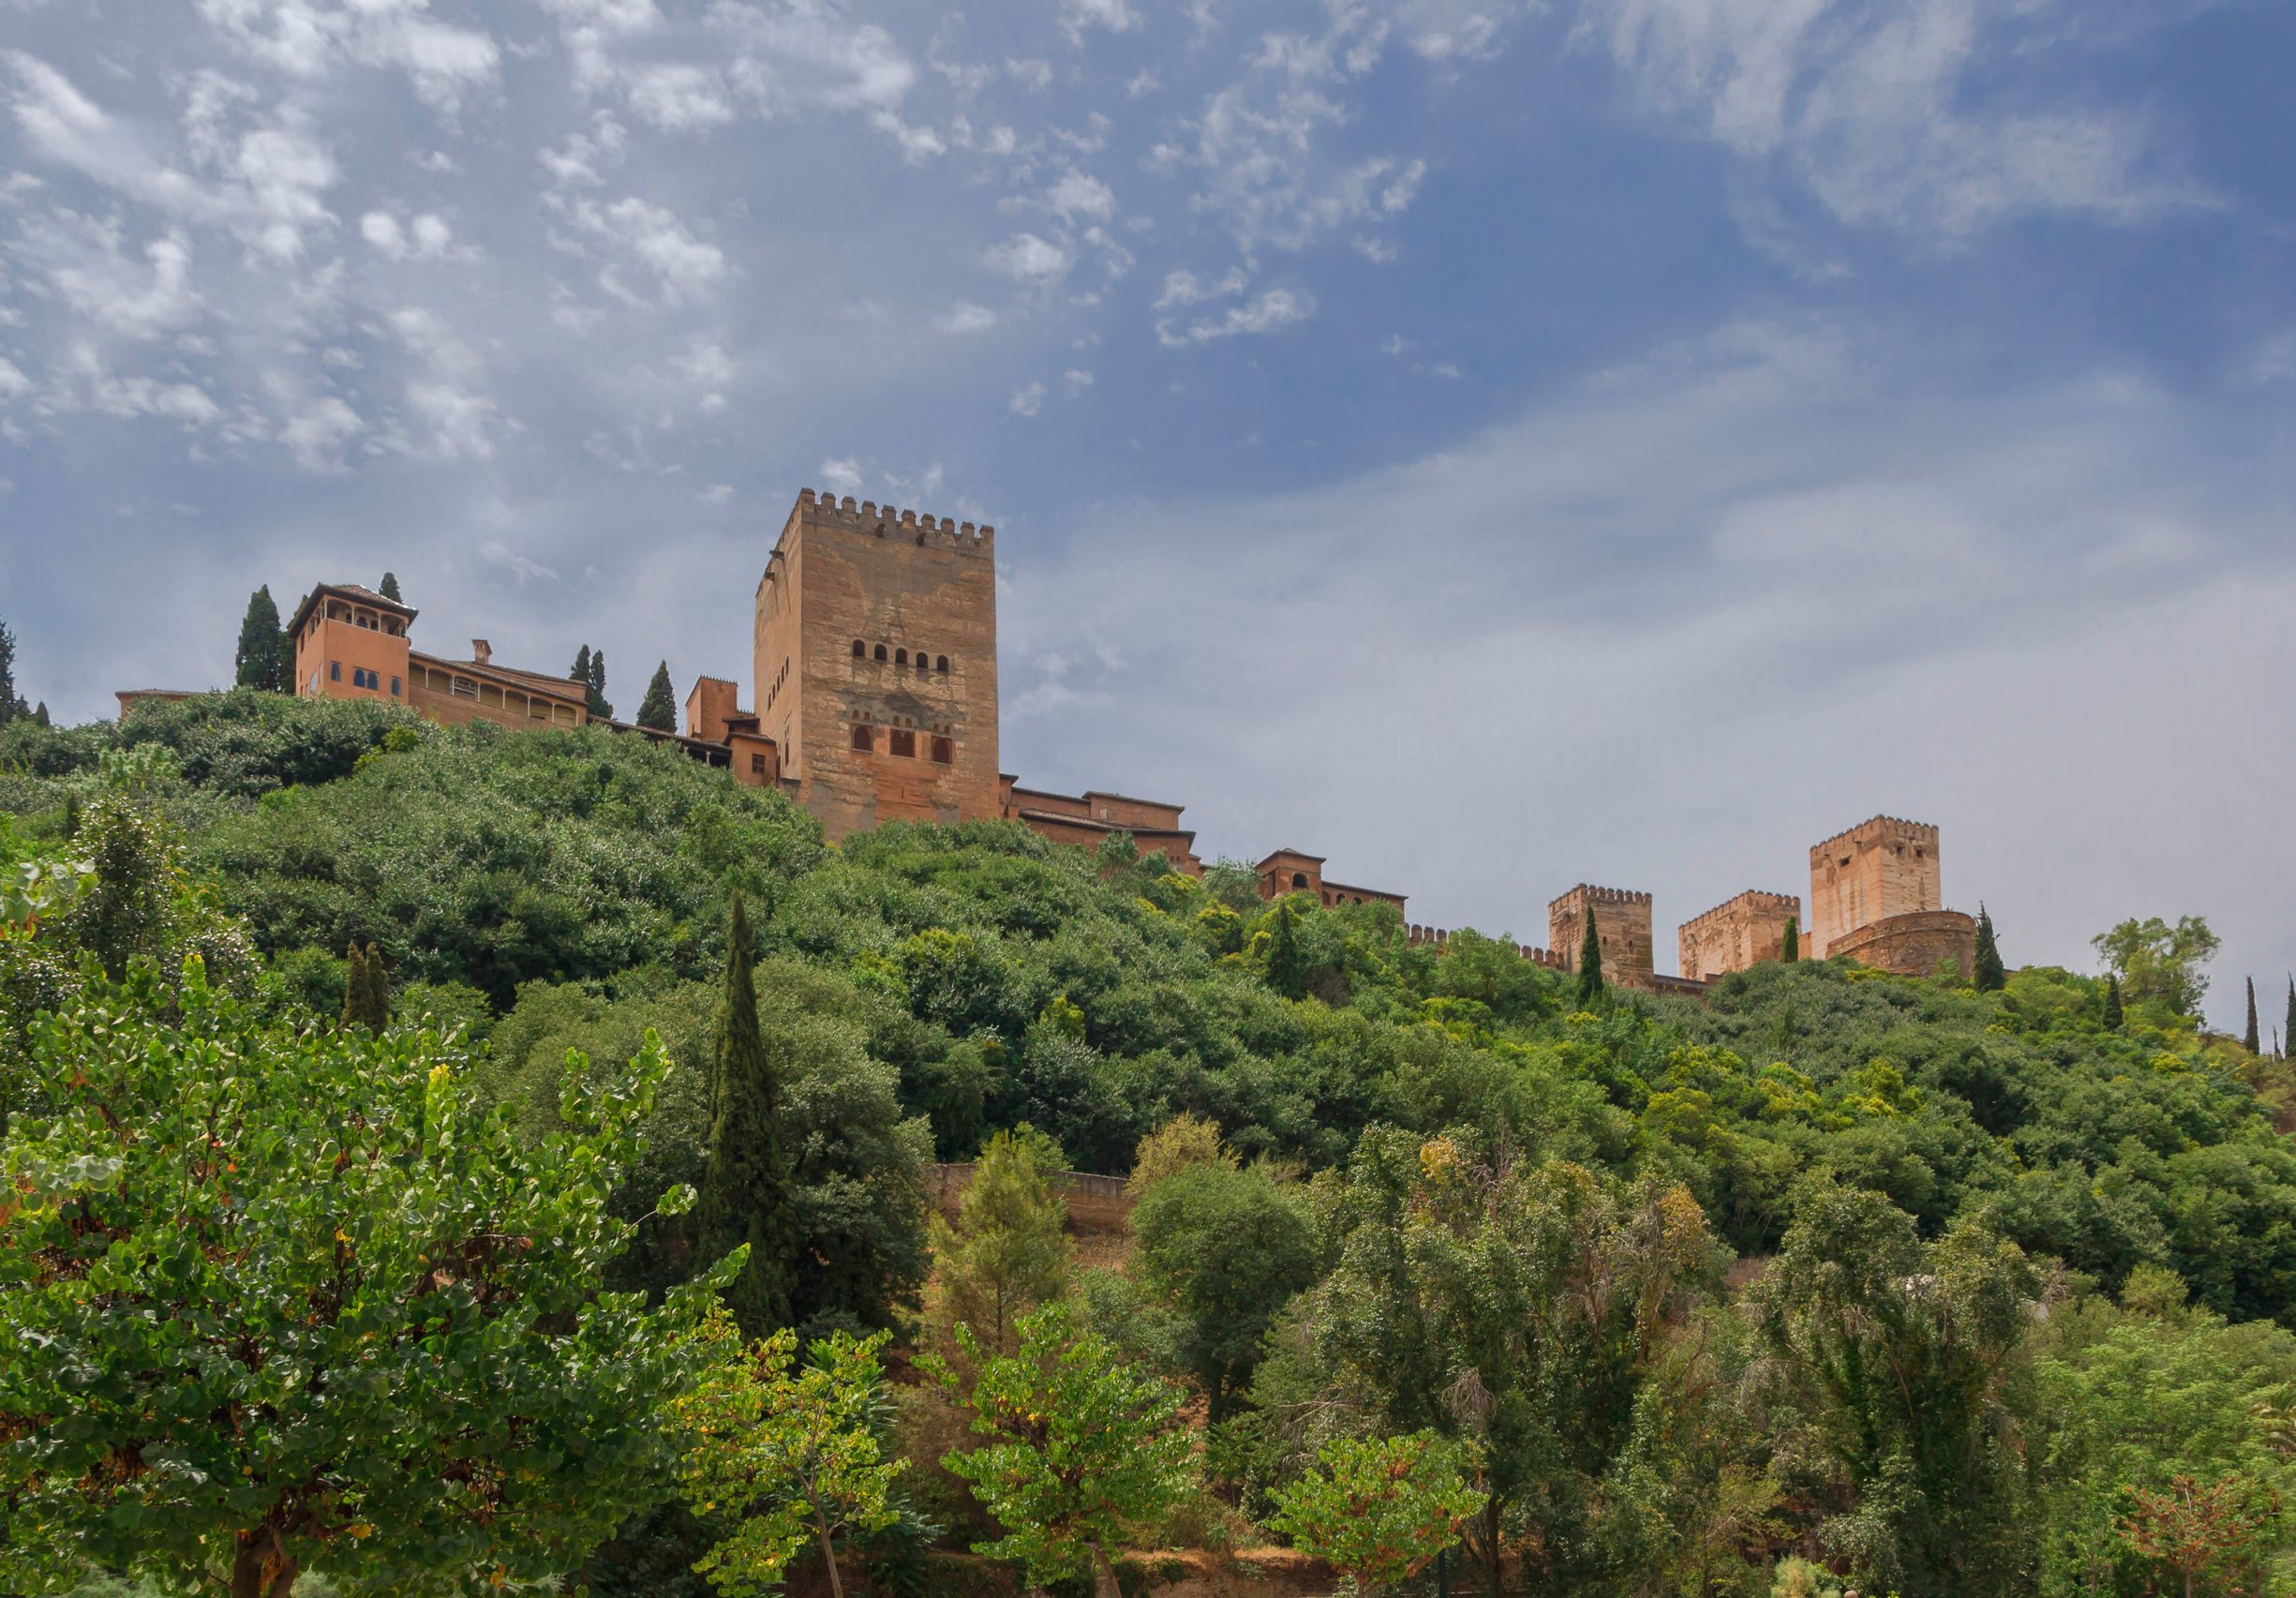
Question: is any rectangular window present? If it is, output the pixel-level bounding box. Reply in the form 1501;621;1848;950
329;661;341;682
390;676;401;696
451;677;477;698
850;724;872;753
932;735;953;764
888;729;917;758
750;753;768;775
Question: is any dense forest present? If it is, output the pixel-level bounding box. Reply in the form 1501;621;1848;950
6;690;2296;1598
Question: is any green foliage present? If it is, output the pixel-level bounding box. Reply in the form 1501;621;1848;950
696;892;798;1337
1781;915;1798;963
0;961;723;1597
1752;1183;2038;1596
234;586;285;692
2093;916;2219;1018
379;572;401;603
1974;904;2005;993
338;940;391;1035
1577;904;1603;1006
673;1311;904;1598
0;613;26;723
1132;1161;1316;1421
2104;974;2125;1029
640;661;680;732
2246;976;2261;1054
921;1300;1195;1598
931;1127;1070;1357
1268;1432;1485;1595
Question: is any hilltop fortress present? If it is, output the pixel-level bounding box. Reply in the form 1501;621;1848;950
250;486;1979;989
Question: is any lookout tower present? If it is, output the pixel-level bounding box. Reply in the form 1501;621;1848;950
753;489;1001;839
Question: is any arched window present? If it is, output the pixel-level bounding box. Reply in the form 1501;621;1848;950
850;724;872;752
931;735;953;764
889;729;917;758
895;649;908;666
852;639;865;657
1291;872;1308;889
936;655;948;672
872;644;887;662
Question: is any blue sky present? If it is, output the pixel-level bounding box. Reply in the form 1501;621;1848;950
1;0;2291;1019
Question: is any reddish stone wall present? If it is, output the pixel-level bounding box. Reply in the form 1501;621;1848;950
1828;909;1976;978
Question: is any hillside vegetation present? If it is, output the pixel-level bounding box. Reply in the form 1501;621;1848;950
5;692;2294;1598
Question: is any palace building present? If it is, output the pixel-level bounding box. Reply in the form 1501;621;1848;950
250;485;1978;986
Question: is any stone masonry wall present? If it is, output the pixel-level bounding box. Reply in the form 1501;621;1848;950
1678;889;1802;980
1548;885;1656;989
1808;816;1942;959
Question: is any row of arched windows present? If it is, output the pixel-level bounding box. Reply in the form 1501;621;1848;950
853;639;950;673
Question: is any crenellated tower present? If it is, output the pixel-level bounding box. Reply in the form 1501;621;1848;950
1548;884;1656;990
753;489;1000;839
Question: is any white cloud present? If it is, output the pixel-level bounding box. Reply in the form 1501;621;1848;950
550;194;727;304
1155;265;1250;307
818;455;863;492
360;210;452;261
1060;0;1139;45
1063;367;1094;396
1577;0;2205;236
280;393;362;469
1156;286;1313;345
626;64;734;130
479;541;560;584
983;231;1071;285
194;0;500;111
0;357;30;399
1008;380;1045;417
934;301;999;335
1044;168;1115;223
1006;58;1053;90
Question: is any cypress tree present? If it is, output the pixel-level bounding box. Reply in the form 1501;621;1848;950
2286;978;2295;1062
1973;904;2006;993
379;572;402;603
1575;904;1604;1008
2245;978;2261;1054
0;614;25;723
339;943;391;1036
31;702;47;728
570;645;592;694
276;626;297;694
1780;915;1798;963
635;661;678;732
2103;974;2125;1030
234;587;283;691
63;794;81;840
693;892;796;1336
1265;899;1307;1000
587;648;613;721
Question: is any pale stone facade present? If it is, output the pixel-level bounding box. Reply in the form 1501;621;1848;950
1678;889;1802;981
1549;885;1656;990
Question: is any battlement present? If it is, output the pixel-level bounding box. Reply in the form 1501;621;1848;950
1549;883;1653;910
1808;814;1938;858
793;487;994;553
1405;925;1570;969
1680;889;1800;930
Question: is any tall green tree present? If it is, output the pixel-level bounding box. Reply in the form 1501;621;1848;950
234;586;284;691
379;571;402;602
2246;978;2262;1054
2103;974;2125;1030
0;613;22;722
1132;1160;1317;1422
1265;897;1309;1000
571;644;593;694
1973;904;2005;993
2093;916;2219;1017
1752;1183;2038;1598
638;660;679;732
589;647;614;720
930;1126;1070;1357
2286;978;2294;1061
921;1300;1194;1598
0;961;724;1598
1781;914;1799;963
694;892;798;1337
1576;904;1604;1007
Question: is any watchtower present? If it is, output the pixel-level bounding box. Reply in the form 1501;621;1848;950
1807;816;1941;958
1548;884;1655;989
753;489;1000;839
1678;889;1802;981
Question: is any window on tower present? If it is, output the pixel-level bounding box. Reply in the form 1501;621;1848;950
889;729;916;757
850;724;873;752
852;639;865;657
932;735;953;764
873;644;887;662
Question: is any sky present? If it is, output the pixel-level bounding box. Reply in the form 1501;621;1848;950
0;0;2290;1023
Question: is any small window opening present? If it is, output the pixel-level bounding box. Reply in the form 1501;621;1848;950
850;724;873;752
853;639;865;657
935;655;948;672
751;753;768;775
329;661;341;682
932;735;953;764
895;649;908;666
889;728;917;758
872;644;887;662
1290;872;1308;889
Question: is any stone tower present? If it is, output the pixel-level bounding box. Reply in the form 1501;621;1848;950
1548;884;1655;990
1677;889;1802;981
1807;816;1941;958
753;489;1001;840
